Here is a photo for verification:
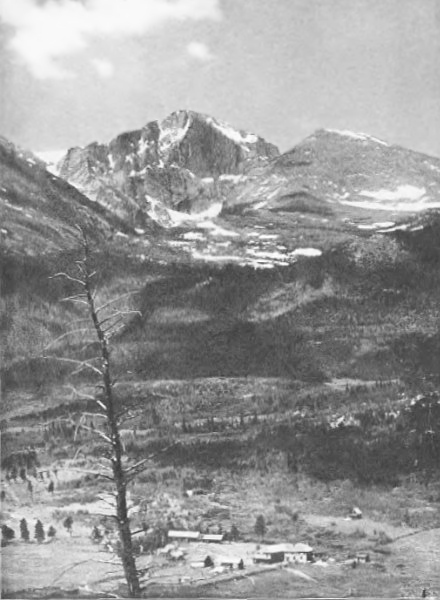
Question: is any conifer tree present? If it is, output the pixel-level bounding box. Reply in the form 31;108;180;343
34;520;45;543
254;514;266;540
20;518;30;542
47;526;57;539
63;516;73;535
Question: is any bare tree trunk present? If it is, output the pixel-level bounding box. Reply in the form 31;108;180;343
82;244;141;598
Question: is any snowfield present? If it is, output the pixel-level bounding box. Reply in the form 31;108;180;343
359;185;426;202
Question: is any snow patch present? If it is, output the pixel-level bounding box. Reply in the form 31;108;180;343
325;129;389;146
290;248;322;257
205;117;258;146
359;185;426;202
219;174;247;183
258;234;278;240
357;221;395;230
159;115;191;156
183;232;206;241
253;201;268;210
35;149;66;175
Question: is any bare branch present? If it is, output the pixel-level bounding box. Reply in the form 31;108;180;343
72;421;112;444
43;329;93;351
64;384;96;401
80;411;108;420
49;272;86;287
96;399;107;411
43;355;103;376
125;441;180;480
99;310;142;329
69;468;114;481
95;291;139;314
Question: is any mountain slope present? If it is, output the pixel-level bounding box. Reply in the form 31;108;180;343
226;129;440;228
0;135;133;259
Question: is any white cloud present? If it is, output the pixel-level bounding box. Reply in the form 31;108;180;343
186;41;213;62
91;57;114;79
0;0;221;79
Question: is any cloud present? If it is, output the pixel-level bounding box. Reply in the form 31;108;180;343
186;41;213;62
0;0;221;79
91;57;114;79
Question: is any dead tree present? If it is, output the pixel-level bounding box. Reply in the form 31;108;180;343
45;231;142;597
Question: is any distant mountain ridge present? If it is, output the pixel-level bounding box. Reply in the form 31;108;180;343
54;113;440;239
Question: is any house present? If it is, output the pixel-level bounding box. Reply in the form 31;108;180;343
201;533;225;543
168;530;201;542
169;548;185;561
190;555;213;568
284;543;314;563
349;507;363;519
253;546;285;564
219;556;244;570
356;551;370;564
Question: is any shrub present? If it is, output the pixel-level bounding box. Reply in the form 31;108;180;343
91;526;103;543
2;524;15;545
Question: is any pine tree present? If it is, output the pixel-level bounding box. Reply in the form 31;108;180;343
47;526;57;539
230;524;240;542
47;481;54;494
63;516;73;535
20;518;30;542
34;520;45;543
254;515;266;540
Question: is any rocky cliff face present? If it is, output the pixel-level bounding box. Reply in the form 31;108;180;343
58;110;279;226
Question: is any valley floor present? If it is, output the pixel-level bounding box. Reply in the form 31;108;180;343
2;377;440;598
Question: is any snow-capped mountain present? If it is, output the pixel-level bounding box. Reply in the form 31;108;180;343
58;110;279;227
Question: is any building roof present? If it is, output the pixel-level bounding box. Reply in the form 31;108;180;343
168;530;200;539
201;533;225;542
290;543;313;553
263;543;313;554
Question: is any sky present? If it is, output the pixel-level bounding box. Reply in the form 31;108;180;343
0;0;439;157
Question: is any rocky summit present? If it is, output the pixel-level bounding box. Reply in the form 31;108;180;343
57;110;279;228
